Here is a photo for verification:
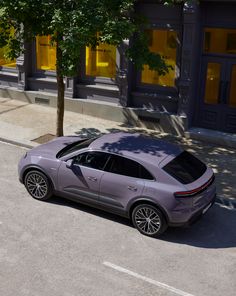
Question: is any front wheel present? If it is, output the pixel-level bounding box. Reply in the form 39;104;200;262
24;170;52;201
132;204;167;238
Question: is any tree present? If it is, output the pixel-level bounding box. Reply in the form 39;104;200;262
0;0;183;136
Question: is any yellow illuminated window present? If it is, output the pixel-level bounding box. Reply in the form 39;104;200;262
0;27;16;68
0;46;16;68
86;43;116;78
204;63;221;105
36;36;56;71
141;30;177;87
204;28;236;55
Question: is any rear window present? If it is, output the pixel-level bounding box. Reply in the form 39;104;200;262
162;151;207;184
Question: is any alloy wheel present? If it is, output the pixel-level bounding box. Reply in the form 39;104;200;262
25;171;51;200
132;204;167;237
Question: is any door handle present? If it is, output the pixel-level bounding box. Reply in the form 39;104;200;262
219;81;224;103
88;176;97;182
127;185;137;191
223;81;229;104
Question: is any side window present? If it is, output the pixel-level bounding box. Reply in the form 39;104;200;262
73;152;109;171
140;165;154;180
106;155;154;180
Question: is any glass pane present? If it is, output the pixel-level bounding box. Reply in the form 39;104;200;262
204;28;236;55
163;151;207;185
229;65;236;108
86;43;116;78
36;36;56;71
141;30;177;87
0;46;16;68
204;63;221;105
0;27;16;68
74;152;109;170
106;155;140;178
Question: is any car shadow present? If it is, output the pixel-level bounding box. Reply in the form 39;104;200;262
48;195;132;227
160;202;236;249
47;196;236;249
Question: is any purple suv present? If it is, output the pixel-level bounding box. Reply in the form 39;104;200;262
18;132;216;237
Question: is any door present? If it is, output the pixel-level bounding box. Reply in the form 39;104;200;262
99;155;149;210
198;57;236;133
197;27;236;133
57;151;109;203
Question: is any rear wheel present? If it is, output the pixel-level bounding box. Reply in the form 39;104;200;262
24;170;52;201
132;204;167;237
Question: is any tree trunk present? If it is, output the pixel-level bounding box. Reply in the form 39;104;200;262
56;34;65;137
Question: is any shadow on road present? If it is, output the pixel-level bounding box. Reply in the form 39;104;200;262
48;196;236;249
161;203;236;249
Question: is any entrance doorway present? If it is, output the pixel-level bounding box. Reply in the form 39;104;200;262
198;28;236;133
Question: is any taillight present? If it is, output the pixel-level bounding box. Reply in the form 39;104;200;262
174;175;215;198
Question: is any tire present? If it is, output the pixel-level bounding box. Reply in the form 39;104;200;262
24;170;52;201
132;204;167;238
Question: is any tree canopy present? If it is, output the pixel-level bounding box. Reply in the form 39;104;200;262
0;0;185;135
0;0;186;75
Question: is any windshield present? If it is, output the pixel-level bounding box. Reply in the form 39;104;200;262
56;138;97;158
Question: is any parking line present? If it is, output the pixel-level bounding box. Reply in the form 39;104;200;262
103;261;195;296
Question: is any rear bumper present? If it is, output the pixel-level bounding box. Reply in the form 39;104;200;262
169;193;216;227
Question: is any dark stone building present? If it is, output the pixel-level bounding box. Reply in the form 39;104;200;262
0;0;236;135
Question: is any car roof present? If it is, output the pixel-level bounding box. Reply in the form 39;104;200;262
89;132;182;166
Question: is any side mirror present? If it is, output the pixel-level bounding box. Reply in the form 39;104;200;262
66;159;74;169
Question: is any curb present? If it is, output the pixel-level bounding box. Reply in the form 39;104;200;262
0;137;35;149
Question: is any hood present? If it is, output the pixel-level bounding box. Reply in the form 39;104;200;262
28;136;83;158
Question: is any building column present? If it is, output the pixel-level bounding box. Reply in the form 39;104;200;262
178;0;200;129
65;77;76;98
116;40;130;107
16;42;31;90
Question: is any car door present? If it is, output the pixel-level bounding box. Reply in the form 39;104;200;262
99;155;146;211
57;151;110;203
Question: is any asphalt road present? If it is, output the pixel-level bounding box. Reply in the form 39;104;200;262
0;141;236;296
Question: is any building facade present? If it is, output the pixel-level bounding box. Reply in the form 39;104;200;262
0;0;236;135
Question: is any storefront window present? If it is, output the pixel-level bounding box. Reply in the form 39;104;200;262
0;43;16;68
204;62;221;105
86;43;116;78
36;36;56;71
141;30;177;87
204;28;236;55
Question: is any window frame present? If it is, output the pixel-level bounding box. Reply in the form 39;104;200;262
69;150;155;180
162;151;207;185
0;48;17;72
33;37;57;77
72;151;111;172
79;46;120;86
104;153;155;181
134;24;181;95
202;26;236;59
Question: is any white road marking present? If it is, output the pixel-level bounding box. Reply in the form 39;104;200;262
103;261;195;296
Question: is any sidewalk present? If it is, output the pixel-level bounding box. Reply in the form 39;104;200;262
0;97;235;206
